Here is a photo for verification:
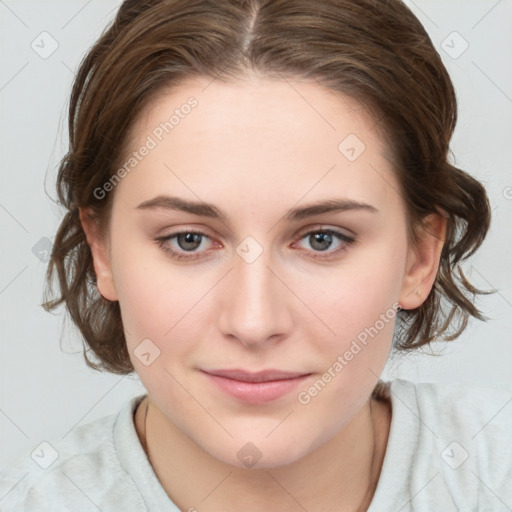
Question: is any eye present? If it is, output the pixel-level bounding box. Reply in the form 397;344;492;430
155;227;356;261
294;228;356;259
156;230;214;261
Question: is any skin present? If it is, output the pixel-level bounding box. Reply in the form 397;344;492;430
80;74;446;511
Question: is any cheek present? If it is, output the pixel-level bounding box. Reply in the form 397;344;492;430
113;258;201;398
110;239;199;351
311;243;404;329
297;239;405;373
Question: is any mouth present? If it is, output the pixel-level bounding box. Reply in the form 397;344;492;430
200;368;313;404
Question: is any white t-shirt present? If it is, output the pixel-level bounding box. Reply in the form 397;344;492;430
1;378;511;511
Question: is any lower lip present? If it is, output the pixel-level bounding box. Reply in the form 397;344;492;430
203;372;312;404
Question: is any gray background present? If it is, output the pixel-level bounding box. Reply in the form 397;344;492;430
1;0;511;469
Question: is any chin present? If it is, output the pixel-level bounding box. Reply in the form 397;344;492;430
205;437;313;470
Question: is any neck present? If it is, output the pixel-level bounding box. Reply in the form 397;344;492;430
134;395;391;512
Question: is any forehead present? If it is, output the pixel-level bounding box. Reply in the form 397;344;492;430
130;75;384;154
115;75;401;218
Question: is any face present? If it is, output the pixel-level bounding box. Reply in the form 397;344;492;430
84;74;439;469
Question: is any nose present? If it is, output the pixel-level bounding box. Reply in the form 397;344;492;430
217;244;293;349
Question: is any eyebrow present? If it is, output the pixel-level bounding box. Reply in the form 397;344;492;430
136;195;378;222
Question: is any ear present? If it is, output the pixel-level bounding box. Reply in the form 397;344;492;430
79;207;118;302
398;211;447;310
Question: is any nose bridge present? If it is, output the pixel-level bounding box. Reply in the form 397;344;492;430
218;238;290;345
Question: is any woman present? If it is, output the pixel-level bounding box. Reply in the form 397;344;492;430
1;0;510;510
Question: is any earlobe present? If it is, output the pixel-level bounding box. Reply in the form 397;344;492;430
398;212;447;310
79;208;119;302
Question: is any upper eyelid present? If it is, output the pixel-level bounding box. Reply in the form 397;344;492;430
160;222;354;238
295;225;354;238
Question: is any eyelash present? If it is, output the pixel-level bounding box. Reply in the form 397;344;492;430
155;227;356;262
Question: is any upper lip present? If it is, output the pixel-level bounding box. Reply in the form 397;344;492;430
201;369;310;383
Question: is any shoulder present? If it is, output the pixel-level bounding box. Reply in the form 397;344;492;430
373;378;512;510
0;395;148;512
390;377;512;440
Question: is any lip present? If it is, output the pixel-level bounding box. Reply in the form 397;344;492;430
201;369;312;404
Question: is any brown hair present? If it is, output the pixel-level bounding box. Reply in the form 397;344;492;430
43;0;492;374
